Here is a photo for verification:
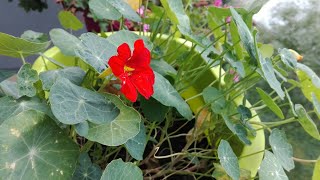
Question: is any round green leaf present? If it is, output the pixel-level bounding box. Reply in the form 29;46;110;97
0;110;79;179
124;122;147;160
101;159;143;180
140;97;169;122
217;140;240;180
17;63;39;97
86;94;141;146
58;11;83;31
152;72;193;120
21;30;48;43
203;87;226;115
296;63;320;102
259;151;288;180
89;0;122;20
269;128;294;171
49;28;82;57
75;33;117;73
0;96;54;125
108;0;141;22
256;87;284;119
107;30;153;50
295;104;320;140
72;153;102;180
0;32;50;58
49;77;120;125
39;67;85;91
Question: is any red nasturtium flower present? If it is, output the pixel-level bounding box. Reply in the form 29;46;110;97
108;39;155;102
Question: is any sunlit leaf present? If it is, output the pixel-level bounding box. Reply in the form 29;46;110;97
296;67;320;102
312;93;320;119
17;63;39;97
313;158;320;180
259;44;274;59
259;151;288;180
58;11;83;31
86;94;141;146
295;104;320;140
256;87;284;119
49;77;119;125
0;110;79;179
39;67;85;91
72;153;102;180
50;28;82;57
75;33;117;73
21;30;48;43
101;159;142;180
217;140;240;180
296;63;320;88
152;72;193;120
124;122;147;160
269;129;294;171
0;96;54;125
0;32;50;58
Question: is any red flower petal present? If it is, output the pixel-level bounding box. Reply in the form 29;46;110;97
117;43;131;61
119;74;138;102
108;56;125;77
126;39;150;70
130;68;155;99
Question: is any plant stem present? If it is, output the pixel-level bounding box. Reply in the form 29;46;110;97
39;53;66;68
19;53;26;64
292;157;318;163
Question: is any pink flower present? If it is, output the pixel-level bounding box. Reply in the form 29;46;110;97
214;0;223;7
143;24;150;32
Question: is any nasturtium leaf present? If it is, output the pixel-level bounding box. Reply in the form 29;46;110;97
237;105;256;136
58;11;83;31
212;163;251;180
140;97;169;122
86;94;141;146
125;122;147;160
17;63;39;97
107;0;141;22
217;140;240;180
259;44;274;59
160;0;202;45
72;153;102;180
296;63;320;88
49;77;119;125
230;8;257;62
39;67;86;91
21;30;48;43
195;39;220;66
296;67;320;101
279;48;297;69
152;72;193;120
203;87;226;115
89;0;121;20
269;128;294;171
295;104;320;140
313;158;320;180
75;121;89;137
0;70;15;83
0;110;79;179
0;96;54;125
49;28;82;57
75;33;117;73
256;87;284;119
107;30;153;50
0;32;50;58
312;93;320;119
259;151;288;180
150;59;177;76
221;115;251;145
101;159;143;180
259;57;285;100
0;80;20;99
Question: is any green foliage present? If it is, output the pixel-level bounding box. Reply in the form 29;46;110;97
58;11;83;31
0;110;79;179
203;87;226;115
49;77;119;125
295;104;320;140
124;122;147;160
313;158;320;180
21;30;48;43
72;153;102;180
256;87;284;119
0;70;15;83
0;32;50;58
17;63;39;97
218;140;240;180
259;151;288;180
101;159;143;180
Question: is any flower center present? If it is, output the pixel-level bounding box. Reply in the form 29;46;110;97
124;65;135;74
